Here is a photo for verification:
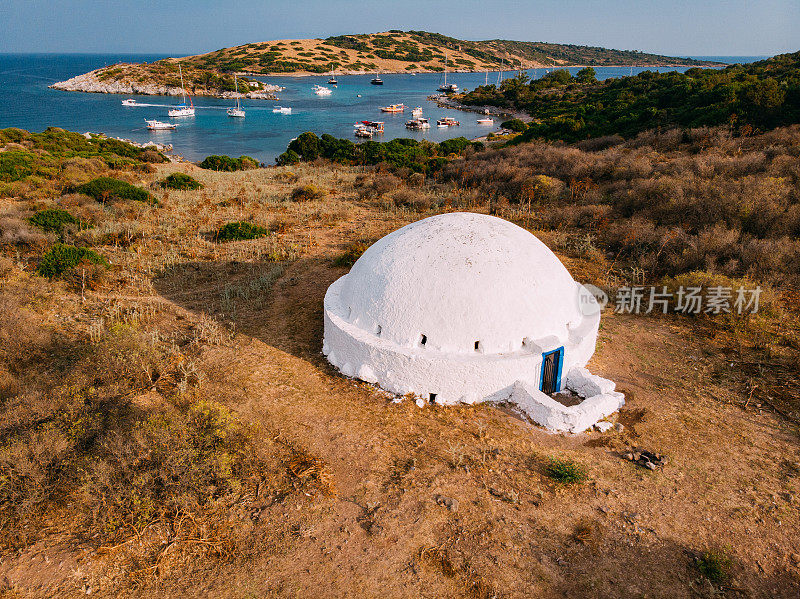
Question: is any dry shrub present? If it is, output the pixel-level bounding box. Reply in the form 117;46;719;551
390;188;432;212
0;216;48;249
274;170;299;183
81;399;265;538
139;149;164;163
283;444;334;496
358;174;402;199
290;183;326;202
447;125;800;284
60;260;108;292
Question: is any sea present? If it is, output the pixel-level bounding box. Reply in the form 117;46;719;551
0;54;767;164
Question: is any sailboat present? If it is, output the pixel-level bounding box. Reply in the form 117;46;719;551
227;75;245;118
437;51;458;93
168;64;195;117
370;72;383;85
328;71;338;85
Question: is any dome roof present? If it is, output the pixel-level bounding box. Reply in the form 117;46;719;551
337;212;587;355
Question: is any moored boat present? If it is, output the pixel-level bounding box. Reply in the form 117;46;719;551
168;65;195;117
405;117;430;130
145;119;176;130
380;103;405;113
273;106;292;114
476;117;494;125
313;84;332;96
411;106;423;117
227;75;245;118
436;52;459;93
436;117;460;128
370;73;383;85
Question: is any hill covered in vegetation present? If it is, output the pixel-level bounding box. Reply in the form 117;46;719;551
50;31;720;96
459;51;800;141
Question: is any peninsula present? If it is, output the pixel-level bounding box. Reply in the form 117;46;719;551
50;30;724;96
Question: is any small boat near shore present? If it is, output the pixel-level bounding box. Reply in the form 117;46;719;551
380;103;405;113
405;117;430;130
354;120;385;137
437;116;460;128
411;106;423;117
145;119;176;130
477;117;494;125
370;72;383;85
273;105;292;114
122;98;138;106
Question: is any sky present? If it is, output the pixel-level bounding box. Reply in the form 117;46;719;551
1;0;797;57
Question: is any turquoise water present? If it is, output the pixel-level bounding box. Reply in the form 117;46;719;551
0;53;762;163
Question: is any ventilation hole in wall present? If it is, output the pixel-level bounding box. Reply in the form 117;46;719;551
347;306;352;319
429;393;437;403
375;325;382;336
474;340;481;351
420;334;427;346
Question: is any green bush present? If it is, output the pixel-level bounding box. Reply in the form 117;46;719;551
333;240;371;267
544;457;587;484
214;221;269;242
28;208;80;234
74;176;156;204
161;172;203;190
37;243;109;278
501;118;528;132
696;548;733;583
0;150;36;182
290;183;326;201
198;154;259;171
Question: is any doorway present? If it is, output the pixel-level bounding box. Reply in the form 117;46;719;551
540;347;564;394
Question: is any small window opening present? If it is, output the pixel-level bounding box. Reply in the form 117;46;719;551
474;340;481;351
420;334;427;346
375;325;382;336
429;393;437;403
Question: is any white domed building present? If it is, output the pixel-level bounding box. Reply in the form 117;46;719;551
323;213;624;433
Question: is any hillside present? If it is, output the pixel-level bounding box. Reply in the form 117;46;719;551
458;51;800;140
1;125;799;596
50;30;722;96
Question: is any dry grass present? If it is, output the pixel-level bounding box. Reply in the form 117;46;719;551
0;135;799;598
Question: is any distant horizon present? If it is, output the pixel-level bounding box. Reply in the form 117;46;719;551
1;1;796;56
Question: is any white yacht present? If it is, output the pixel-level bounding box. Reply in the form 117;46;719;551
227;75;245;118
273;106;292;114
146;119;176;130
313;84;332;96
437;52;459;93
122;98;138;106
168;65;195;117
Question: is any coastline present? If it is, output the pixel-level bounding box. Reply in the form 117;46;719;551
50;61;726;97
49;68;282;99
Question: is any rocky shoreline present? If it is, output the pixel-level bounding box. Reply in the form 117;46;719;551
50;69;282;100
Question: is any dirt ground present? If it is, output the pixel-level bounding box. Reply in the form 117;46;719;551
1;163;798;598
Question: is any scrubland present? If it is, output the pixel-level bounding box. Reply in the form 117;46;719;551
0;126;798;597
